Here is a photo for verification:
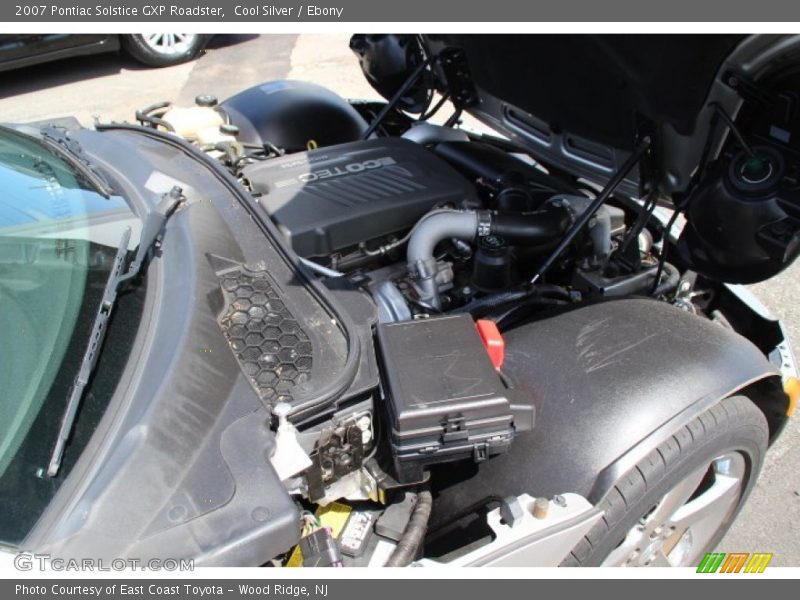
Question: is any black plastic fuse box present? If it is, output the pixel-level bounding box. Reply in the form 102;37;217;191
377;314;534;483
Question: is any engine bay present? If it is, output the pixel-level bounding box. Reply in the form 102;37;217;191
134;93;674;566
120;64;800;566
4;31;800;571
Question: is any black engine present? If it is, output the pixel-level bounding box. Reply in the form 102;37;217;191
241;137;477;258
234;128;646;323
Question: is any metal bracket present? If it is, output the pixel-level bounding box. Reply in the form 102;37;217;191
415;493;602;567
439;46;480;109
722;69;775;106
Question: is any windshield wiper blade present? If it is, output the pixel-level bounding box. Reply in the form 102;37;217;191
37;125;114;198
47;227;131;477
0;124;112;198
46;186;184;477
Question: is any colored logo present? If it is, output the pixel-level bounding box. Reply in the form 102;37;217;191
696;552;773;573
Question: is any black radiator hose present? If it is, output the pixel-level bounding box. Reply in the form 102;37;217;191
652;261;681;297
407;205;572;310
383;489;433;567
489;205;572;246
451;283;571;316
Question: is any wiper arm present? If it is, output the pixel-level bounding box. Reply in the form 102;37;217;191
46;227;130;477
46;186;184;477
118;186;183;284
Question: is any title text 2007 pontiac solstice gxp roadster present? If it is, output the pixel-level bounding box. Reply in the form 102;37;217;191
0;34;799;568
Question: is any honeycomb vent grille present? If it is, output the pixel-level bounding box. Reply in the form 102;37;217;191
217;266;312;405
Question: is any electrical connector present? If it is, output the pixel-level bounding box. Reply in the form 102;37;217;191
299;528;343;567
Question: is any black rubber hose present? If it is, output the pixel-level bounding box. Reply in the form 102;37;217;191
451;284;571;316
384;490;433;567
490;206;572;246
530;137;651;284
651;261;681;297
135;101;175;132
451;288;530;315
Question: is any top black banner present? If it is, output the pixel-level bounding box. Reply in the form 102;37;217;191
4;0;800;22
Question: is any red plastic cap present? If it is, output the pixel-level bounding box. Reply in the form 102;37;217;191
476;319;505;371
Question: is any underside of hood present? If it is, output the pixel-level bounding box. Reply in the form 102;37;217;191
429;35;744;151
421;34;758;198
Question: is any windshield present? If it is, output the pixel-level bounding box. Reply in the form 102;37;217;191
0;126;140;546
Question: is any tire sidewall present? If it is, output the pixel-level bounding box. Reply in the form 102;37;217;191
580;399;768;566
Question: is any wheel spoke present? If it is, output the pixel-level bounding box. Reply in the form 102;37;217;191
647;549;673;567
667;472;741;532
140;33;197;56
644;465;708;532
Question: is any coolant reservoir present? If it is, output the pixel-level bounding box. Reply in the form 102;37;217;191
160;104;236;147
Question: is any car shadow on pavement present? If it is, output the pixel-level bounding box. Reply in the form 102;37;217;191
0;34;259;100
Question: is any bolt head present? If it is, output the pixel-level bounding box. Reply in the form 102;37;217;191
532;497;550;519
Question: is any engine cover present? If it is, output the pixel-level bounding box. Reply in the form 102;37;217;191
242;138;477;258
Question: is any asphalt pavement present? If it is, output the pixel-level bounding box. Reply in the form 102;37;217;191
1;33;797;565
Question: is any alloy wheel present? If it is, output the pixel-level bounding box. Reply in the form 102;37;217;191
601;452;746;567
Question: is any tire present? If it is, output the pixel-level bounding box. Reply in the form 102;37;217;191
121;34;209;67
562;395;768;567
